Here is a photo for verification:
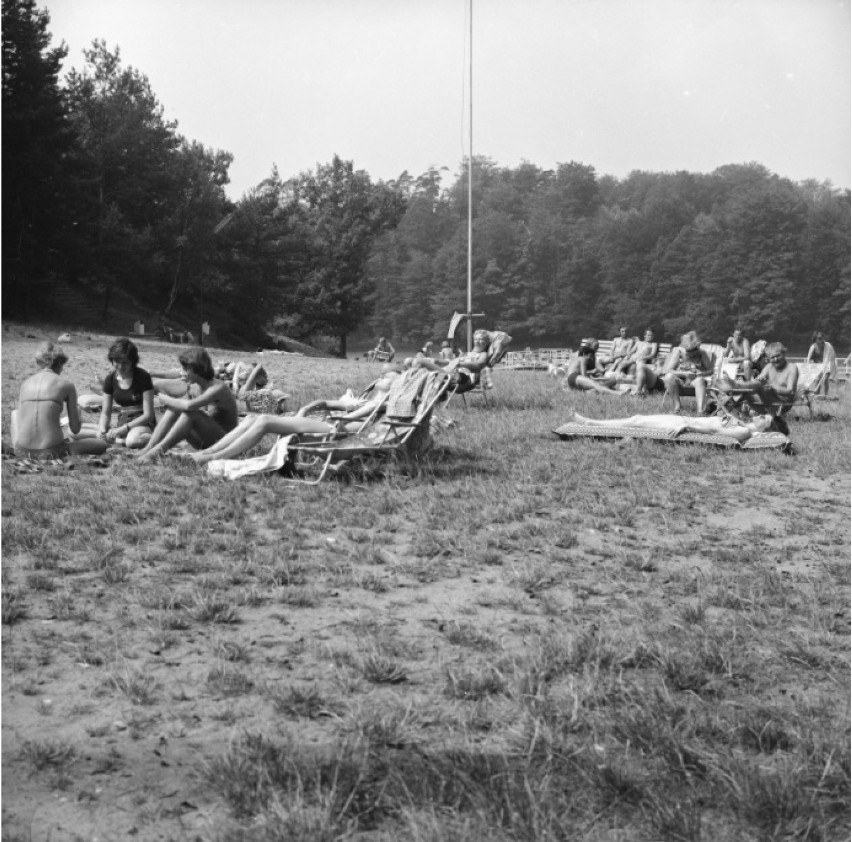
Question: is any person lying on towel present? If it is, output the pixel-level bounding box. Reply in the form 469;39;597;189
566;410;776;444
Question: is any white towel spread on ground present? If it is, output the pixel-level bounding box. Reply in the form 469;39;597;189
206;435;294;480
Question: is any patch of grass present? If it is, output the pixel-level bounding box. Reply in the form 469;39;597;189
19;738;77;770
107;664;158;705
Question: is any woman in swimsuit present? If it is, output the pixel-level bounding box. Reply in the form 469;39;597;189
97;338;156;449
135;347;238;463
188;366;403;465
567;409;773;444
13;342;108;459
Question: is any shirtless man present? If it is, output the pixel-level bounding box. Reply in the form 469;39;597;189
617;329;658;375
598;326;635;368
13;342;107;459
721;341;798;409
724;328;752;379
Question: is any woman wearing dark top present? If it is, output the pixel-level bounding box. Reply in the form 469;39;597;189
136;347;238;463
98;337;156;449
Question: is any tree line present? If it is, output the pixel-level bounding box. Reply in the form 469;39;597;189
4;0;849;354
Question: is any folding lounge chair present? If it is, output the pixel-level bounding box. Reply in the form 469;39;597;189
660;343;726;411
286;370;453;484
446;329;512;408
708;362;829;424
552;421;791;452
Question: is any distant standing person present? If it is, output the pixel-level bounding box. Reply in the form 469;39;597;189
439;340;455;361
724;327;752;379
12;342;107;459
806;331;836;396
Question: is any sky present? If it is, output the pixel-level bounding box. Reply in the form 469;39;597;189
44;0;851;200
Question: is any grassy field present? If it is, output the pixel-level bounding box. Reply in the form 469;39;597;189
2;322;849;842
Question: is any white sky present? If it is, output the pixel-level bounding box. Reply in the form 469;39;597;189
45;0;851;200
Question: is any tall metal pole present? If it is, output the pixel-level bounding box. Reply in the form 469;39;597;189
467;0;473;352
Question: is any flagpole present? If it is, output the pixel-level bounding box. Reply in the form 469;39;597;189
467;0;473;352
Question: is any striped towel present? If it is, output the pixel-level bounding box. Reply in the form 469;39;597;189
384;369;429;419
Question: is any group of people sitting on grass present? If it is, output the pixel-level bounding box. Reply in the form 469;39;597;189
565;326;809;416
11;338;298;463
11;328;508;464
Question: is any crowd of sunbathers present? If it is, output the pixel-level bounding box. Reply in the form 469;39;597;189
9;325;829;464
561;326;830;416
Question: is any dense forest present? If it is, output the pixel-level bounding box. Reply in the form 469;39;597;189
3;0;849;353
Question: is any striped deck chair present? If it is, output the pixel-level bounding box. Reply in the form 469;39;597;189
286;370;453;484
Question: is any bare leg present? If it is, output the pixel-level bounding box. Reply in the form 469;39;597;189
574;375;621;395
192;416;334;464
694;377;707;413
190;414;260;457
137;412;197;462
663;373;682;412
124;428;152;449
68;438;108;456
634;365;657;396
136;408;180;457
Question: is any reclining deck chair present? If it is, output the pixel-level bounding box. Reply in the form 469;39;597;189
660;343;726;411
446;326;512;408
285;369;453;483
705;361;829;425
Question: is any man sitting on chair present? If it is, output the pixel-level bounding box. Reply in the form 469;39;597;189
719;341;798;412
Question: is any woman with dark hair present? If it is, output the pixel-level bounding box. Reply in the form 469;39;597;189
135;347;238;463
12;341;107;459
97;337;156;449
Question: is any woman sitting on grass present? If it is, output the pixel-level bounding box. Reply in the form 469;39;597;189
97;337;156;449
135;348;238;463
12;341;107;459
566;409;774;444
188;365;403;465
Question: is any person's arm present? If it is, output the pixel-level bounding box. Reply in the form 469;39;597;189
63;381;82;435
148;368;184;379
158;380;225;413
237;362;266;397
98;394;114;438
662;348;681;374
806;345;816;364
128;389;156;432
